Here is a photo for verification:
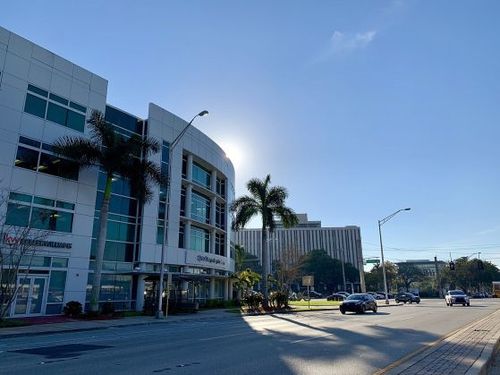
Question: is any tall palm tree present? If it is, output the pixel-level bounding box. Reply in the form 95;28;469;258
231;175;298;305
54;110;163;312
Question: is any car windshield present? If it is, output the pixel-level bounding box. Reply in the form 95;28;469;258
346;294;364;301
450;290;465;295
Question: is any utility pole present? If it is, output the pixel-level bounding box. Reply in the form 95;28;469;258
434;256;442;298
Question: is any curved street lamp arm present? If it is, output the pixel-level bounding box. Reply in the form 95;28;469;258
379;208;411;226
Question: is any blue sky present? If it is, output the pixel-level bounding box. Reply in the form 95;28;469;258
2;1;500;267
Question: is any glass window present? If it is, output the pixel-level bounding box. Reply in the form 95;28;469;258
39;152;79;180
66;110;85;132
215;233;225;256
178;222;185;248
33;196;55;207
56;201;75;210
5;203;30;226
216;202;225;230
20;256;51;267
19;136;41;148
46;102;68;126
51;257;69;268
15;146;39;170
157;224;165;245
216;177;226;198
192;162;211;189
9;192;32;203
191;191;210;223
70;101;86;113
30;207;73;232
24;93;47;118
190;226;209;252
49;93;69;106
28;84;48;97
48;271;67;303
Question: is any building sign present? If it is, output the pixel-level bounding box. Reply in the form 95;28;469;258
302;275;314;286
185;251;227;270
2;233;72;249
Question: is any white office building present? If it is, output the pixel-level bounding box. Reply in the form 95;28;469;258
0;26;235;317
234;214;365;291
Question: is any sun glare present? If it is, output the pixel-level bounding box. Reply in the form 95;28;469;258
219;141;245;169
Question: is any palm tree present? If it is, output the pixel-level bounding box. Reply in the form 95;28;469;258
231;174;298;306
54;110;163;312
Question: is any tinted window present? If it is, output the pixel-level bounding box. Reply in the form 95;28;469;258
5;203;30;226
346;294;364;301
15;146;39;170
24;94;47;118
66;110;85;132
47;102;68;126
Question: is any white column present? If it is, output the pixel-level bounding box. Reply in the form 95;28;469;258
187;154;193;181
185;221;191;250
210;229;216;254
210;196;217;227
135;275;146;312
210;277;215;299
224;278;229;301
228;279;234;301
211;170;217;192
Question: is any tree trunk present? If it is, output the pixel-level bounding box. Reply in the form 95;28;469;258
90;175;112;312
261;226;268;307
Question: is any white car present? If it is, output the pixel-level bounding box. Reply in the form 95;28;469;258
445;290;470;306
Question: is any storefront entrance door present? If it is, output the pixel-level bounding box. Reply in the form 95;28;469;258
13;276;48;316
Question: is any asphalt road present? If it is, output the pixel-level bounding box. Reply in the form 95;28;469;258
1;299;499;375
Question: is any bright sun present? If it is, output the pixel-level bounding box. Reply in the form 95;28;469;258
219;141;245;169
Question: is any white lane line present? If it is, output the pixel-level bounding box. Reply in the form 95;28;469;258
290;333;336;344
198;332;249;341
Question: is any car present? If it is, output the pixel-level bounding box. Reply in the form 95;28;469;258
303;290;323;299
326;293;346;301
395;292;421;304
368;292;385;300
445;290;470;306
337;291;350;298
339;293;378;314
377;292;393;299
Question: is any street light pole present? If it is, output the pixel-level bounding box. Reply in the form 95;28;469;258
378;207;411;305
156;110;209;319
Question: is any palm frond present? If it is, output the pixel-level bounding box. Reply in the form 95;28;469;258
53;137;101;168
274;206;299;228
247;175;270;204
231;196;259;231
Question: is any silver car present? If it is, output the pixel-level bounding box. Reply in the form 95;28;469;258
445;290;470;307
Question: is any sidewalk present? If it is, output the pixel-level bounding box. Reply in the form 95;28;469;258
381;308;500;375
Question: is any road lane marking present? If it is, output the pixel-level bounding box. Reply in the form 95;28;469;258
198;332;249;341
290;333;336;344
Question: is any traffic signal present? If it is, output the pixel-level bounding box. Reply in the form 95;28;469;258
449;261;455;270
478;260;484;270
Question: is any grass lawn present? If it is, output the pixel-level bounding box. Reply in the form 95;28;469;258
289;299;340;307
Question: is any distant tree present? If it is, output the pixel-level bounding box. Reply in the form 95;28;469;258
231;175;298;306
273;246;303;292
233;268;262;296
397;263;425;291
364;262;398;292
299;249;358;292
440;257;499;293
234;244;246;272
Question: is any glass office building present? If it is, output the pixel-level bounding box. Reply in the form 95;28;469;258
0;26;235;317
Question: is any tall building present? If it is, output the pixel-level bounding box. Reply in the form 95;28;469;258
0;26;235;317
234;214;365;291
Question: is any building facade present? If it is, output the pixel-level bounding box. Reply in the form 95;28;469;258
396;259;447;279
0;26;235;317
234;214;365;292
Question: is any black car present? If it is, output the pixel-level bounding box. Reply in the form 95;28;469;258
395;292;420;304
339;293;378;314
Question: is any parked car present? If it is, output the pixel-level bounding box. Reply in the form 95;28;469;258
337;291;350;298
378;292;394;299
339;293;378;314
303;290;323;299
326;293;346;301
395;292;421;304
445;290;470;306
368;292;385;300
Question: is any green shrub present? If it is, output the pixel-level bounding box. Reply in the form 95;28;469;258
243;291;263;310
101;302;115;315
269;291;289;309
63;301;82;317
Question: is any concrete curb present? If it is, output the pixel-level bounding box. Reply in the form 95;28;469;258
467;333;500;375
